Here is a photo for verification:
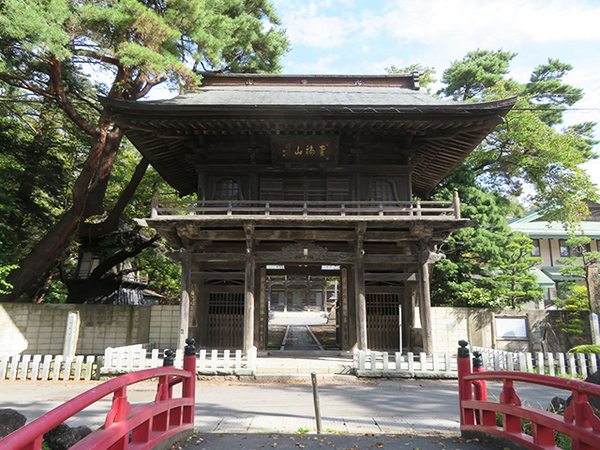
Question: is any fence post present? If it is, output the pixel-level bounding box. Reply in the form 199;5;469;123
452;188;461;219
183;338;196;424
151;191;159;218
457;340;474;427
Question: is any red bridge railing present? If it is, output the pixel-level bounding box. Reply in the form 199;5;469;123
457;340;600;450
0;340;197;450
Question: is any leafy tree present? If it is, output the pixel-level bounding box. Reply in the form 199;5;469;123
0;0;289;301
438;49;518;101
426;49;597;308
386;63;436;92
552;283;588;347
490;237;543;308
556;235;600;313
439;49;597;226
430;166;528;307
523;58;584;126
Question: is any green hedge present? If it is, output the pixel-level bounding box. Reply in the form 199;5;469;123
568;345;600;354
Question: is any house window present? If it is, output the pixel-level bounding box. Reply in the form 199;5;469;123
370;179;396;201
214;178;240;200
559;239;571;257
531;239;541;257
559;239;590;257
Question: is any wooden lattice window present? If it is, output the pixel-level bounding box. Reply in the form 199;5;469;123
214;178;240;200
370;179;397;201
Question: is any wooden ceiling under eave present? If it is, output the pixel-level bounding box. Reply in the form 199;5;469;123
103;97;516;197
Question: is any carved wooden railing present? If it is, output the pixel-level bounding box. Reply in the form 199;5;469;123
457;340;600;450
150;191;462;220
0;342;197;450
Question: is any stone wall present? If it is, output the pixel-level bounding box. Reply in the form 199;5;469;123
430;307;591;354
0;303;179;356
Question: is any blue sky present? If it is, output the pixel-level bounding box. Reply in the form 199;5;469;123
270;0;600;188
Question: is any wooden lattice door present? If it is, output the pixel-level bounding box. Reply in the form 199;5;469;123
366;292;401;351
206;291;244;348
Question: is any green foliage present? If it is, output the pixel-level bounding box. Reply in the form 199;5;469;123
552;284;587;345
523;58;584;126
490;236;543;308
0;265;17;295
430;166;540;308
438;49;519;101
568;345;600;354
438;49;597;227
386;63;437;92
0;0;289;301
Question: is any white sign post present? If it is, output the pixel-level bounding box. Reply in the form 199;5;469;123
590;313;600;345
63;311;80;357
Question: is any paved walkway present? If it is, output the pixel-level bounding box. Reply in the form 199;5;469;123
0;376;563;444
177;432;502;449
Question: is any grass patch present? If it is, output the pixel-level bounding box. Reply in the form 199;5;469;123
309;324;339;350
267;325;286;349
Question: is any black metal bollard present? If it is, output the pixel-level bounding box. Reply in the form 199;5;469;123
163;349;175;367
185;337;196;357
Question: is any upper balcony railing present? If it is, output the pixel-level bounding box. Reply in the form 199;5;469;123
150;190;462;220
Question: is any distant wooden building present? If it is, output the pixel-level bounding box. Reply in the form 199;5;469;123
104;73;515;353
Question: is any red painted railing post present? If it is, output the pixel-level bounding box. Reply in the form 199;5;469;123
457;340;474;427
471;351;495;427
183;338;196;425
471;351;487;402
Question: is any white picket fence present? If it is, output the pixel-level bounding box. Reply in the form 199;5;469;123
101;343;160;373
0;354;99;381
354;346;600;379
0;344;258;381
471;345;598;379
353;349;457;374
101;344;258;375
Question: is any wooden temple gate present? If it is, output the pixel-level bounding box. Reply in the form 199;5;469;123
104;73;515;354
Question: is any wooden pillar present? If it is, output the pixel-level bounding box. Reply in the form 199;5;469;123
244;224;255;352
178;250;192;349
195;280;208;347
355;225;368;351
587;265;600;315
257;266;267;350
284;278;289;313
418;261;433;354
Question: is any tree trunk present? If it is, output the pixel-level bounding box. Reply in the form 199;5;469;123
0;114;114;302
84;128;124;216
79;157;149;238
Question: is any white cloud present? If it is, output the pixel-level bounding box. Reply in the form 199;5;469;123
285;55;342;74
380;0;600;46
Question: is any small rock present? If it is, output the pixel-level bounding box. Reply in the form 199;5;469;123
0;409;27;438
43;422;92;450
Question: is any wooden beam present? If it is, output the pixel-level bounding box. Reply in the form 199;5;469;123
364;273;417;282
254;251;355;264
191;271;245;280
365;254;418;264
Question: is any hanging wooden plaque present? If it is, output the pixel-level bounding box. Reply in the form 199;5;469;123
271;135;338;163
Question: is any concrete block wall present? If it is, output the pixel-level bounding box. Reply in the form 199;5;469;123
430;307;470;354
149;306;179;351
430;307;591;354
0;303;179;356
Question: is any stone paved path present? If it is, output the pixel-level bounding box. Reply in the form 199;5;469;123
281;325;323;351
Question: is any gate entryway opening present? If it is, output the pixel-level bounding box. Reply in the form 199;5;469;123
266;265;339;352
